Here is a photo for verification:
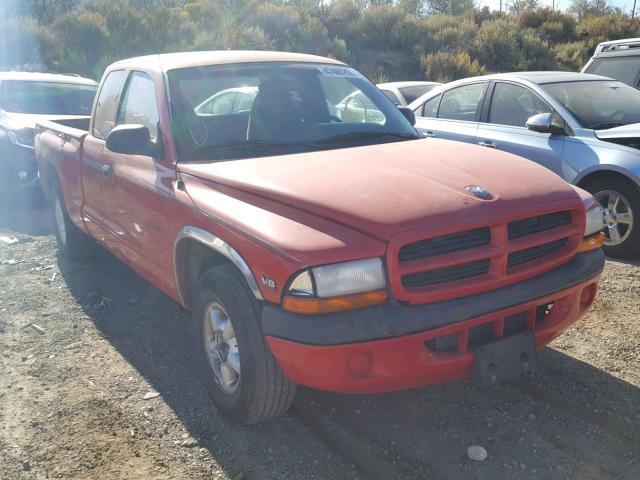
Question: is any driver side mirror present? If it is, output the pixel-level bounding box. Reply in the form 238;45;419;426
106;124;160;157
526;113;565;135
398;106;416;126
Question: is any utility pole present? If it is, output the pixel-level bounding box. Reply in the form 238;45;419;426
633;0;637;18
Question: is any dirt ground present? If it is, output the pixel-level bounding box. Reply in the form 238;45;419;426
0;193;638;480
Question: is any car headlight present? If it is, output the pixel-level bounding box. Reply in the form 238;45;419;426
584;197;604;236
578;195;606;252
7;130;34;149
284;258;387;314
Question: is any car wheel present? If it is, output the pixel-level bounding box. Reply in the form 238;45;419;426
585;176;640;258
50;180;97;260
192;264;296;424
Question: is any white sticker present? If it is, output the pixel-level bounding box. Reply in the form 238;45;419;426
318;66;363;79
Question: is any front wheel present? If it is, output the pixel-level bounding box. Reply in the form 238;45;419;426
192;264;296;424
585;176;640;258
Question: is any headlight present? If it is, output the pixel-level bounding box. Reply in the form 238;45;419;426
284;258;387;314
584;197;604;236
7;130;34;149
577;195;606;252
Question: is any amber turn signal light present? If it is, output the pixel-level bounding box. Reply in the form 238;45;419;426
578;232;605;252
283;289;388;314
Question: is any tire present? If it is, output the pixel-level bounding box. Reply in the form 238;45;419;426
584;176;640;258
50;179;96;260
192;264;296;424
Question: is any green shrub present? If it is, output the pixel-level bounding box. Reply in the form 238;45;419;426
421;51;486;81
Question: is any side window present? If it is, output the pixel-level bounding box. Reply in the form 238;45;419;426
420;94;441;118
211;92;235;115
119;72;160;143
488;83;551;128
437;83;485;121
587;58;640;87
381;89;401;105
93;70;128;140
234;93;254;113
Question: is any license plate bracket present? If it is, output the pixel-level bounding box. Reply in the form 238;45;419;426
471;331;537;387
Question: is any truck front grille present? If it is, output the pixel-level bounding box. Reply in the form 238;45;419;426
401;259;490;288
507;238;568;268
508;211;572;239
399;227;491;261
392;209;581;304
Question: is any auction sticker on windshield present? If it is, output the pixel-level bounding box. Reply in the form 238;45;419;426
318;66;364;78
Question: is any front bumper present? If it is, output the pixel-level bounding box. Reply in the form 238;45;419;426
0;143;38;188
264;250;604;393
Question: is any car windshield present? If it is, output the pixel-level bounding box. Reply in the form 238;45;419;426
0;80;97;115
541;80;640;130
167;62;419;161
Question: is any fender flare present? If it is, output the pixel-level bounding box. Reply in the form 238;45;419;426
573;164;640;188
173;225;264;308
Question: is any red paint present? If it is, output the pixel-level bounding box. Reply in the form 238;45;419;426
267;276;600;393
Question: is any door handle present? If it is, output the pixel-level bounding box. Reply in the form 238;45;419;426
423;130;435;138
101;164;113;178
478;140;496;148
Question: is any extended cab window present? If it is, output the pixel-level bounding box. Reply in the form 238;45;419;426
118;72;160;143
93;70;128;140
437;83;484;122
488;83;550;128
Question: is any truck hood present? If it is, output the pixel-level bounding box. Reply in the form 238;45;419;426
178;139;580;241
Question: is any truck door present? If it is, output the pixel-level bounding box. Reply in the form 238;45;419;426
81;70;128;242
100;70;176;292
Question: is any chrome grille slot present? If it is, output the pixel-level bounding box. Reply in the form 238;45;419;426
508;238;568;268
399;227;491;261
401;259;490;288
508;211;572;239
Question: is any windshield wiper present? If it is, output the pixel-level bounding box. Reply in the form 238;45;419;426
590;122;626;130
316;131;420;144
188;140;327;160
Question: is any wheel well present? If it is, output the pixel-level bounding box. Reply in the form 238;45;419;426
577;170;639;193
177;238;232;310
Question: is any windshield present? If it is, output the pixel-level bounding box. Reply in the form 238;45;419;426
541;80;640;130
167;62;418;161
0;80;97;115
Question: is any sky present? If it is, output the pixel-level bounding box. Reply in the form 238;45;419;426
478;0;639;14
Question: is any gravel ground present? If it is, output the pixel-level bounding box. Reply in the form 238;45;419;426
0;193;638;480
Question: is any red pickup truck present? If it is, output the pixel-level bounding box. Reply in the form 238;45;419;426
35;51;605;424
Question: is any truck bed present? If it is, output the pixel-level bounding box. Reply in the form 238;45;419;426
35;116;91;227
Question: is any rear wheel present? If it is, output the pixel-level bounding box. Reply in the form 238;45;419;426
585;176;640;258
50;180;96;259
191;264;296;424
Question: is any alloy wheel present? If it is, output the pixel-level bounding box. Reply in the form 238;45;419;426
54;197;67;246
595;189;633;246
203;302;240;394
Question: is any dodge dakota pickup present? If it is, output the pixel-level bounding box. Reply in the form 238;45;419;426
35;51;605;424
